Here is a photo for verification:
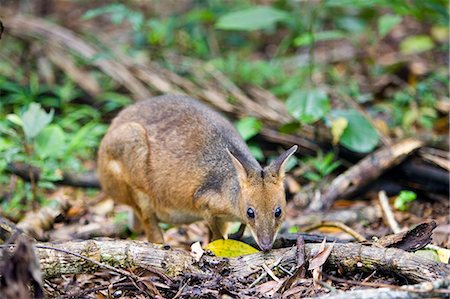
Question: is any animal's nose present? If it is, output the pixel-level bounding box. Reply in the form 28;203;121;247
259;237;273;252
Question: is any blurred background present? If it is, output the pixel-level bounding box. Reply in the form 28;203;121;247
0;1;449;297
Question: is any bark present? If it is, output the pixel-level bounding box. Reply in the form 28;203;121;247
31;239;450;284
304;138;424;211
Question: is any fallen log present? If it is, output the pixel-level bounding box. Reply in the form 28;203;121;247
304;138;424;211
7;162;100;189
28;239;450;283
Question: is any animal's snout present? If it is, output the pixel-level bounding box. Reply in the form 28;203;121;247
258;236;273;252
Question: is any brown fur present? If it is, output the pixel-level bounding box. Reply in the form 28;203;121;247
97;95;297;250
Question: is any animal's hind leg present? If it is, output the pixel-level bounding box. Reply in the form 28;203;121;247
141;213;164;244
132;191;164;244
98;121;162;241
99;122;152;194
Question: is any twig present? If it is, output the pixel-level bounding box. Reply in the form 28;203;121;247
172;279;189;299
249;256;284;288
301;221;367;242
262;263;280;282
378;191;401;234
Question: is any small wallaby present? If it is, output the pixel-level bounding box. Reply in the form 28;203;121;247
97;95;297;251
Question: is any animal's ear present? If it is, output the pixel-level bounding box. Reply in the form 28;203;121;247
226;148;248;182
265;145;298;179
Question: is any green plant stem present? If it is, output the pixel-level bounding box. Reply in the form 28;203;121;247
307;2;317;86
24;142;38;209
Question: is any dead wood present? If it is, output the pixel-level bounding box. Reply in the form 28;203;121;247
16;197;71;240
260;128;320;155
398;158;450;193
304;138;424;211
46;46;101;97
5;14;151;100
419;148;450;171
374;221;437;251
7;162;100;189
19;239;450;284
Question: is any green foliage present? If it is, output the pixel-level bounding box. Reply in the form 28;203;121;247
16;103;54;140
235;117;264;161
35;125;66;159
394;190;417;211
236;116;262;141
329;110;379;153
216;6;288;31
248;144;264;162
82;3;144;30
294;30;346;46
400;35;435;55
375;72;444;131
301;151;341;182
378;14;402;37
286;89;330;124
0;75;109;218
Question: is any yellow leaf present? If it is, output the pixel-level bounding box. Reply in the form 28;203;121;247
330;117;348;145
205;239;259;257
436;247;450;264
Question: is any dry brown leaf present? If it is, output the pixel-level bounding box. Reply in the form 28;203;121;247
190;241;204;262
309;239;336;289
256;280;285;297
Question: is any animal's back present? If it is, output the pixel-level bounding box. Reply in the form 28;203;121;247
99;95;258;223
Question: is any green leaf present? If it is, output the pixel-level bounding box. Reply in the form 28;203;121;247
236;117;262;141
248;144;264;161
329;110;379;153
205;239;259;257
303;171;322;182
378;14;402;37
66;122;97;154
288;226;299;233
215;6;288;31
6;114;24;128
400;35;435;55
394;190;417;211
21;103;54;140
35;125;66;159
278;121;301;134
323;161;341;176
294;30;345;47
286;89;330;124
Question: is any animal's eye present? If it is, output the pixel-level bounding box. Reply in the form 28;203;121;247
247;207;255;219
274;207;282;218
